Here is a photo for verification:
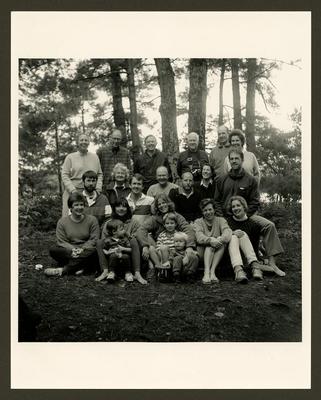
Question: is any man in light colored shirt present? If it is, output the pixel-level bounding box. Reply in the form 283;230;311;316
147;166;179;198
209;125;231;179
126;174;154;225
223;129;261;184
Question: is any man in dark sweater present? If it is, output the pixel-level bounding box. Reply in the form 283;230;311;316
169;172;202;222
214;148;285;276
176;132;209;183
214;149;260;217
133;134;171;193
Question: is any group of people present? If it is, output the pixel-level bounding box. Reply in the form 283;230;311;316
44;126;285;285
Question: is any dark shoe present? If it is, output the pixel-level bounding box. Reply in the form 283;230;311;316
146;268;156;283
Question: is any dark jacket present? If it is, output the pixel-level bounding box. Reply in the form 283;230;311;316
133;149;171;192
176;149;209;181
168;187;202;222
214;168;260;217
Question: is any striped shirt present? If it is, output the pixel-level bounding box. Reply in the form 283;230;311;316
156;230;177;250
126;193;154;226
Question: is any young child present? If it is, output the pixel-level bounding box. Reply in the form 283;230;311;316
172;232;199;283
102;219;133;282
149;213;199;282
149;212;178;271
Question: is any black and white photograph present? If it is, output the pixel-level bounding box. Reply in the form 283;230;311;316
11;11;311;389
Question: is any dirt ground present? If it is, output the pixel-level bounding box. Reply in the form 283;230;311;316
18;229;302;342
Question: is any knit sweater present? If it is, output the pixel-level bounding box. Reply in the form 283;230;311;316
193;216;232;246
56;215;100;250
226;215;261;256
101;218;141;241
168;187;202;222
61;151;103;193
209;143;231;178
214;169;260;217
147;182;179;198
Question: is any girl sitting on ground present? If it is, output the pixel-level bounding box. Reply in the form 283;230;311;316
101;219;133;283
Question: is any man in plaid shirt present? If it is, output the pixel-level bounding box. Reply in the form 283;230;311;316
97;129;133;193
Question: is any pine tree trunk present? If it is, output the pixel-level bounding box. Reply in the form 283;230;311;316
154;58;179;180
126;59;141;162
54;121;62;196
245;58;257;152
188;58;208;150
231;59;242;130
81;105;86;134
218;59;226;126
108;60;126;140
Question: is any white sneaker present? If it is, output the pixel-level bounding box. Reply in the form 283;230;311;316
125;272;134;282
107;271;116;282
44;267;63;277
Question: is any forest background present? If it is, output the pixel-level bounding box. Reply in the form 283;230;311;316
18;57;302;233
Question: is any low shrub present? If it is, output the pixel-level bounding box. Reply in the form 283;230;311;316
19;194;62;233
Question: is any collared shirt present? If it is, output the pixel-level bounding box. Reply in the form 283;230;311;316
126;192;154;225
82;190;112;226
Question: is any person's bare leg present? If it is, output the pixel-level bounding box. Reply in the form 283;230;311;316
95;268;109;282
202;247;214;284
210;246;225;282
148;246;162;269
264;255;286;276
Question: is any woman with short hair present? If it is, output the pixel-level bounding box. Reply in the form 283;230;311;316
194;198;232;284
44;192;100;277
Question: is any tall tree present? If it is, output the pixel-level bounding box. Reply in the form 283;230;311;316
218;58;226;126
126;59;141;161
188;58;208;150
245;58;257;152
154;58;179;179
231;58;242;130
108;60;127;140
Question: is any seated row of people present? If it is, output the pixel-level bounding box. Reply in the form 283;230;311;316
44;189;284;285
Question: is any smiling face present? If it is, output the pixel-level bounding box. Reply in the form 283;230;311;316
217;126;229;145
77;135;90;153
130;177;143;195
156;167;169;186
230;135;242;149
114;204;128;217
114;168;126;184
157;198;169;214
201;203;215;222
70;201;85;218
231;199;246;219
164;218;176;233
145;135;157;152
187;133;199;151
202;165;212;180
